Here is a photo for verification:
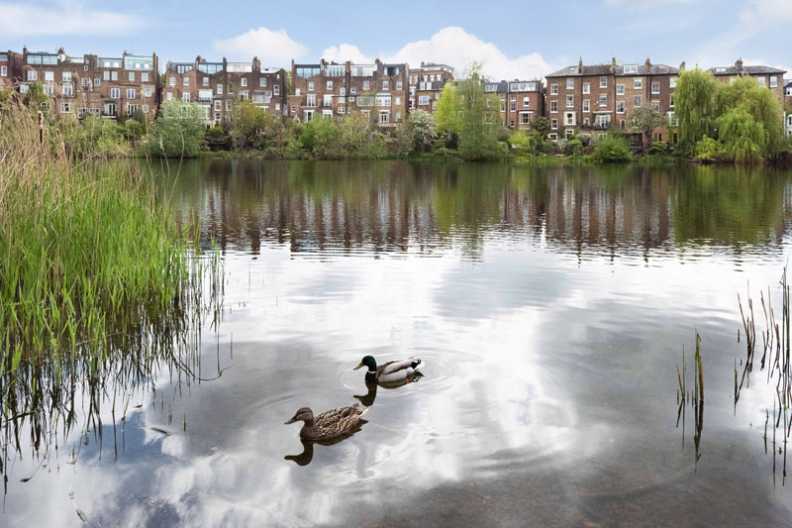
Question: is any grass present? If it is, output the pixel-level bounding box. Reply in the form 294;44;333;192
0;103;221;489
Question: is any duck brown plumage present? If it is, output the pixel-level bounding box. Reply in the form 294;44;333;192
285;405;367;443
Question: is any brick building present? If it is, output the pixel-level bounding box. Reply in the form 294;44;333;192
545;58;678;141
709;60;786;105
19;48;159;120
0;50;22;91
783;79;791;109
164;57;287;125
408;62;454;113
289;59;409;127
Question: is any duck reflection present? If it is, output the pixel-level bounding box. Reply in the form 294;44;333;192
284;439;315;466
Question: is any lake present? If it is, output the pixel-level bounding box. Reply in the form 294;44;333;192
4;160;792;527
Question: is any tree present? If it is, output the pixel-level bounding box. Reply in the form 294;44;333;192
531;117;551;138
674;69;720;154
434;83;462;146
405;110;436;153
592;134;632;163
230;100;269;149
717;77;785;159
146;101;206;158
717;106;765;164
628;106;665;150
457;66;502;161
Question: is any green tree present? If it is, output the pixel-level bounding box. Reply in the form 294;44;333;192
405;110;436;153
434;83;462;145
457;66;502;161
675;69;720;154
146;101;206;158
628;106;666;150
717;77;785;159
531;116;551;137
694;136;721;163
717;107;765;163
592;134;633;163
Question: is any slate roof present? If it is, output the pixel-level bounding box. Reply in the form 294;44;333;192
546;62;679;78
709;64;787;76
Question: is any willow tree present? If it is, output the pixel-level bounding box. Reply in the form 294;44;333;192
434;83;462;145
674;69;720;154
717;77;785;159
717;107;766;164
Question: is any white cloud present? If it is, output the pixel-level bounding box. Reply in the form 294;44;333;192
0;2;141;36
321;43;372;64
214;27;308;64
320;27;552;81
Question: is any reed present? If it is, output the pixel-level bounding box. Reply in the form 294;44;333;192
0;103;221;491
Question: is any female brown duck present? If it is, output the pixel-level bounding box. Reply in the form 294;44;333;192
284;405;367;443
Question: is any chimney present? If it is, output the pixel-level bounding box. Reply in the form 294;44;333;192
252;56;261;72
735;58;744;73
578;57;583;74
679;61;686;72
611;57;617;74
645;57;652;69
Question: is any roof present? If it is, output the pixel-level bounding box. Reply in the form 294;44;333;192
547;62;679;78
709;64;786;76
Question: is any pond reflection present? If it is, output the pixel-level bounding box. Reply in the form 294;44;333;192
5;161;792;527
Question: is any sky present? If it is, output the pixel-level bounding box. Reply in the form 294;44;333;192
0;0;790;80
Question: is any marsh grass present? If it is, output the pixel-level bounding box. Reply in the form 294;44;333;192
0;103;222;491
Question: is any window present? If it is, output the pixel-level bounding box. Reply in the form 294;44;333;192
183;77;190;87
273;84;280;96
565;128;575;139
304;109;314;122
566;78;574;90
241;78;248;87
307;81;315;92
339;86;346;96
127;104;139;116
651;81;660;95
128;72;135;82
260;77;268;87
142;72;149;82
616;101;625;114
418;95;431;106
322;94;333;107
770;76;779;88
652;100;660;112
382;80;390;91
582;82;590;95
510;98;516;112
551;119;559;130
62;71;72;82
362;80;370;91
60;102;72;113
523;96;531;108
169;76;176;87
214;100;222;111
44;71;54;82
94;78;101;88
582;99;591;113
0;65;6;77
104;102;117;116
551;83;559;95
600;76;608;88
616;84;625;96
670;94;675;108
322;109;333;119
27;70;38;81
216;84;224;95
376;94;391;107
550;100;559;113
564;112;575;126
62;83;73;97
598;95;608;107
633;78;642;89
379;111;390;124
670;76;678;89
82;78;91;90
520;112;531;125
127;88;136;99
566;95;574;109
634;95;642;107
110;87;120;99
395;80;402;90
306;94;316;107
143;85;153;98
395;96;401;106
104;71;111;81
326;80;333;90
182;93;191;103
624;64;638;75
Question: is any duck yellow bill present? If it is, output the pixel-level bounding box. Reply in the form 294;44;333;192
353;362;364;371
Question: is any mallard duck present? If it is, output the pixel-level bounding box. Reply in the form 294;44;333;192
284;405;367;443
354;355;423;384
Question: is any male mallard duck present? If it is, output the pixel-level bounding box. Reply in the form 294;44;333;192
354;355;423;384
284;405;367;443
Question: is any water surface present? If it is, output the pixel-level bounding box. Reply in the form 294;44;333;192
5;160;792;527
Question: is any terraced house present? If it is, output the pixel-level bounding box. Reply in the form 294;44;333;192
289;59;409;126
164;57;287;125
408;62;455;113
0;50;22;91
545;58;679;141
19;48;159;120
709;60;786;105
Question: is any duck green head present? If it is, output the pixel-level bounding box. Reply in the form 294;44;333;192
354;355;377;373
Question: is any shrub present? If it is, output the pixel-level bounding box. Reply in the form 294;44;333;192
694;136;722;163
592;134;633;163
145;101;206;158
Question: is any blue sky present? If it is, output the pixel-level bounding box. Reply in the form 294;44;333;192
1;0;790;80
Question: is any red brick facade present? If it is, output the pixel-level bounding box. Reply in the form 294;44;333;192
409;63;454;113
19;48;159;121
709;60;786;106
